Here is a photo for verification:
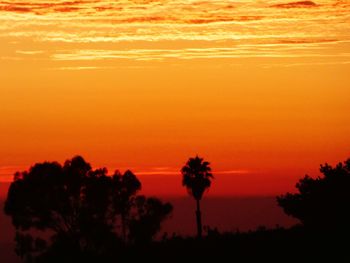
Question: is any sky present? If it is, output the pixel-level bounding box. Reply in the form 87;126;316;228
0;0;350;196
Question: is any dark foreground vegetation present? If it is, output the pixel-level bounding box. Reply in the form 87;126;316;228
23;226;348;262
4;156;350;262
126;226;349;262
28;226;350;262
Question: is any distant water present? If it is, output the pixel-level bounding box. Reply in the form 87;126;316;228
161;196;297;236
0;198;20;263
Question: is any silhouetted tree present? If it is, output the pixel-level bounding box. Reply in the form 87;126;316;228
128;196;173;244
181;156;213;238
4;156;118;261
277;158;350;233
4;156;172;261
111;170;141;242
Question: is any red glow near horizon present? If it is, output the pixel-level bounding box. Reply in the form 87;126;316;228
0;154;347;197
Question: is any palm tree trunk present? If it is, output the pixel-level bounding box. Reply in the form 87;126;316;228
196;199;202;238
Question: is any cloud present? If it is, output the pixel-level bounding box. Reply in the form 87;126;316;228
0;166;23;182
136;171;179;175
0;5;31;13
187;16;264;24
135;168;250;176
0;0;96;14
54;7;82;12
215;170;251;175
123;16;170;23
50;41;350;61
271;1;318;8
276;39;338;45
261;60;350;68
130;0;163;4
94;6;123;12
0;0;349;65
49;66;109;70
16;50;44;55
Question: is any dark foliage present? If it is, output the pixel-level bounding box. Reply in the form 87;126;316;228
181;156;213;201
4;155;350;262
181;156;213;238
4;156;171;262
111;169;141;242
277;158;350;233
120;226;349;262
128;196;173;244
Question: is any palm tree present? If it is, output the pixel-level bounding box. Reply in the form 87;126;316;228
181;156;213;238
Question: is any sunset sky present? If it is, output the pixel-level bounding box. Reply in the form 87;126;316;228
0;0;349;196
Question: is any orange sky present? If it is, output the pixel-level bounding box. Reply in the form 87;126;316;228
0;0;350;196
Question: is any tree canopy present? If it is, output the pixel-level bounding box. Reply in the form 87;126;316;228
4;156;172;262
181;156;213;238
181;155;213;201
277;158;350;232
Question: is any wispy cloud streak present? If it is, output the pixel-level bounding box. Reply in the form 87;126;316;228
50;44;350;61
0;0;349;63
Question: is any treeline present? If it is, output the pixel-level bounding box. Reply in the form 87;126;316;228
3;156;350;262
4;156;172;262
